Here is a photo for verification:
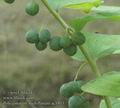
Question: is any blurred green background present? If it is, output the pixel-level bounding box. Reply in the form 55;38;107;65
0;0;120;108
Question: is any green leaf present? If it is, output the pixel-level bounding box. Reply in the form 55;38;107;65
92;6;120;16
70;14;120;31
48;0;102;11
65;0;102;13
81;72;120;97
70;6;120;31
72;32;120;61
100;98;120;108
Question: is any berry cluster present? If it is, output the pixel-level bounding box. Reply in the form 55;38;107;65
26;29;86;56
60;81;90;108
4;0;86;56
26;29;50;51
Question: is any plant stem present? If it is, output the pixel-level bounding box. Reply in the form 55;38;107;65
79;46;112;108
41;0;112;108
41;0;69;29
104;97;113;108
79;46;101;77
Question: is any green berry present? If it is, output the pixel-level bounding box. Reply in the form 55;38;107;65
39;29;51;43
72;32;86;45
68;96;89;108
49;37;62;51
60;36;73;48
35;42;47;51
60;81;83;98
25;1;39;16
4;0;15;4
26;29;39;44
63;45;77;56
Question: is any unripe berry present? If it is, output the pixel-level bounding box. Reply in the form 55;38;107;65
63;44;77;56
35;42;47;51
68;96;89;108
60;81;83;98
39;29;51;43
72;32;86;45
60;36;73;48
25;29;39;44
4;0;15;4
49;37;62;51
25;1;39;16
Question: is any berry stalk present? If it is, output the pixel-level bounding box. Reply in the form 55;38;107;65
74;62;87;81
